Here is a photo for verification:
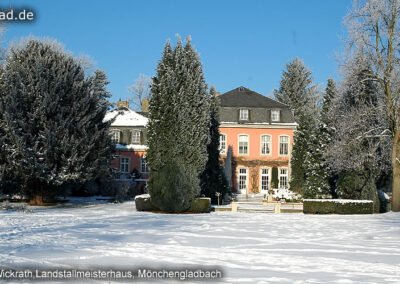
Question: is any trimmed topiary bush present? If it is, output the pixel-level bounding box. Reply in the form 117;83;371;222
271;167;279;189
303;199;374;214
189;197;211;213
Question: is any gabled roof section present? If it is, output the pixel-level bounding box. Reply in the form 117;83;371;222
219;86;288;108
104;108;148;127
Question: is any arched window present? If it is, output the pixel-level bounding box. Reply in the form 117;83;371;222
260;135;271;155
279;135;289;156
110;130;120;143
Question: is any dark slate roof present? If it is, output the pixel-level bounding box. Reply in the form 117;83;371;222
219;86;288;108
219;87;296;124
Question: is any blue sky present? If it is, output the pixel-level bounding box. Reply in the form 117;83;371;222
2;0;351;103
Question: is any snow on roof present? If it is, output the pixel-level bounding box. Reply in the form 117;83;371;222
116;144;148;151
104;108;148;127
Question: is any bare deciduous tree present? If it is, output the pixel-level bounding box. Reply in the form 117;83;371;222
345;0;400;210
127;73;152;111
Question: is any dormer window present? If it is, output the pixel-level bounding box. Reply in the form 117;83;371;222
239;109;249;120
110;130;120;143
271;110;280;122
132;130;140;143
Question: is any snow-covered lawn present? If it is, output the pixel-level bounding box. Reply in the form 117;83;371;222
1;200;400;283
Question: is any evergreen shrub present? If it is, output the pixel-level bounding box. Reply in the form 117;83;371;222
148;162;196;213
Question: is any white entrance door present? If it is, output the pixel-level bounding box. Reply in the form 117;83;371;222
238;168;248;194
260;168;270;195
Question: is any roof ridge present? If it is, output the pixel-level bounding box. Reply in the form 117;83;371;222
220;86;290;108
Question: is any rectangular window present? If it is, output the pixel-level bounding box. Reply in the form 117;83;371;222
238;168;247;191
261;135;271;155
271;110;280;122
260;168;270;191
141;156;150;173
120;157;130;173
132;130;140;143
238;135;249;155
111;131;120;143
279;136;289;155
279;168;288;189
239;109;249;120
219;134;226;154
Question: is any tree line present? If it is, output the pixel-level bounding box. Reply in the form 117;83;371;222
275;0;400;211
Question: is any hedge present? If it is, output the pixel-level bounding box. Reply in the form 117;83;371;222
135;195;211;213
189;197;211;213
303;199;374;214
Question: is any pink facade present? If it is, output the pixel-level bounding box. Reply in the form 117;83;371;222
111;149;149;194
220;127;294;160
219;125;296;194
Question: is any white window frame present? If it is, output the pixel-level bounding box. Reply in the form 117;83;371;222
238;134;249;156
279;167;288;189
132;130;141;143
239;109;249;121
279;135;289;156
260;134;272;156
120;156;130;173
110;130;120;143
260;167;270;191
238;167;248;193
271;110;280;122
141;156;150;173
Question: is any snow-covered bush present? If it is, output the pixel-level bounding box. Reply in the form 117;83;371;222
0;201;31;213
269;188;301;202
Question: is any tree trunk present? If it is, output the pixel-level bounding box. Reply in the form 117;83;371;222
29;195;45;206
27;179;48;206
392;130;400;212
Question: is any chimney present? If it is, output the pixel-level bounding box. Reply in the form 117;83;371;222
117;100;129;110
142;99;149;112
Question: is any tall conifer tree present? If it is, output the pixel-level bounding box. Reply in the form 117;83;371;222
274;58;320;196
147;37;209;212
200;87;229;204
0;39;114;204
